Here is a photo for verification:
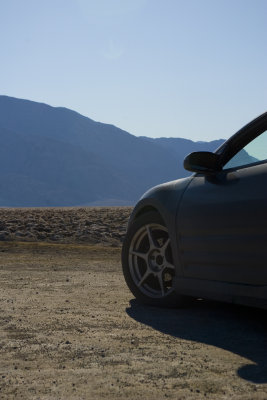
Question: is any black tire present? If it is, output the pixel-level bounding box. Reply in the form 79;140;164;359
121;211;186;307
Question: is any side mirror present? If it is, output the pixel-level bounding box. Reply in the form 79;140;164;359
183;151;221;174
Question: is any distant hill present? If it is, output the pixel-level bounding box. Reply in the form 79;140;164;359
0;95;224;206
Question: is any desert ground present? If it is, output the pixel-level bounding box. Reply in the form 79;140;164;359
0;207;267;399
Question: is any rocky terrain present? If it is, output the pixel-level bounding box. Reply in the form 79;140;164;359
0;207;132;246
0;207;267;399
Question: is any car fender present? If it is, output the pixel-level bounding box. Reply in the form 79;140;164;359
127;176;193;278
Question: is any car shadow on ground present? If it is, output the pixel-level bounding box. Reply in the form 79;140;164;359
126;299;267;384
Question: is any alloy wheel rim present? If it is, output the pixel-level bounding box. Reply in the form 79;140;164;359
129;223;175;298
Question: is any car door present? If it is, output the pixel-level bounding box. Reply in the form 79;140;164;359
176;128;267;285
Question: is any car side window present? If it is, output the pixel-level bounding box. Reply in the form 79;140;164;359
223;130;267;170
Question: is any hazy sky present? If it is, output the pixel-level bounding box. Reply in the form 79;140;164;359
1;0;266;141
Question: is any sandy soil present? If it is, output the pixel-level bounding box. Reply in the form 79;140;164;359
0;208;267;399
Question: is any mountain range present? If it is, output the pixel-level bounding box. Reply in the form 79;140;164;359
0;95;225;207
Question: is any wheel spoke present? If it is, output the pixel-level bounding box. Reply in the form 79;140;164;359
130;250;147;261
146;225;158;249
158;272;165;296
164;261;175;270
161;238;170;253
138;269;151;287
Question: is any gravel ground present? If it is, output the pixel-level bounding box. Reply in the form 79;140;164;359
0;208;267;399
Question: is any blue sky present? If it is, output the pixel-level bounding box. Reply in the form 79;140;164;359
0;0;266;141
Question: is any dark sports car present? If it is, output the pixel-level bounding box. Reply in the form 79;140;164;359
122;112;267;308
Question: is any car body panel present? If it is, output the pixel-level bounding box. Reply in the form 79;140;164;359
177;162;267;285
176;277;267;309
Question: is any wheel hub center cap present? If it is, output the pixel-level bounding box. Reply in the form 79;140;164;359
156;255;164;265
149;250;164;272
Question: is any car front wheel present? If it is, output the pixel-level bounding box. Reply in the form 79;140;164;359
122;211;185;307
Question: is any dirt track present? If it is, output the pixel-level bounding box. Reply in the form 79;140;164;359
0;208;267;399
